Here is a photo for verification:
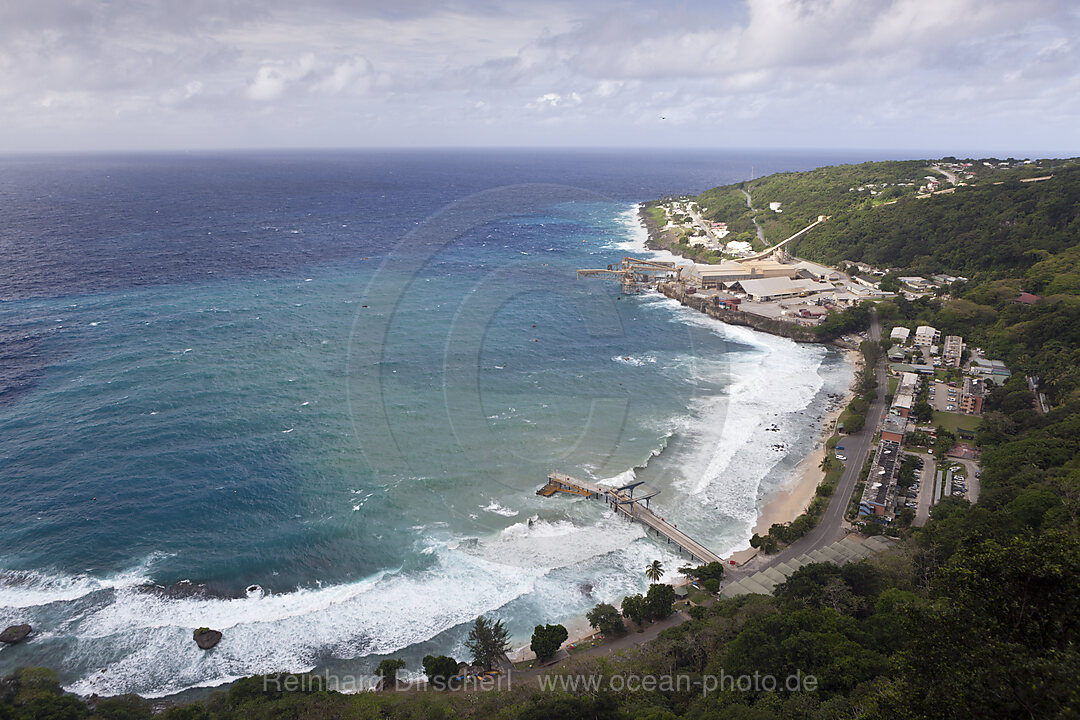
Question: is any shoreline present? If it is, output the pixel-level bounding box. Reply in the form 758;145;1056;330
751;361;854;538
724;349;857;567
513;312;860;662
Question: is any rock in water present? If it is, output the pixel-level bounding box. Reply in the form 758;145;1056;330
0;625;31;644
193;628;222;649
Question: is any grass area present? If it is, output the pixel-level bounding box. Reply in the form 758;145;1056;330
686;587;713;605
647;205;666;226
888;377;899;395
933;410;981;435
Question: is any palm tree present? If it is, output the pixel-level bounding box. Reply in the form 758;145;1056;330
645;560;664;583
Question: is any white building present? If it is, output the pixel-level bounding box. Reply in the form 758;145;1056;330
890;327;911;343
723;240;754;256
769;202;783;213
914;325;939;346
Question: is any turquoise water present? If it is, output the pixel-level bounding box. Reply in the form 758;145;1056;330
0;152;853;696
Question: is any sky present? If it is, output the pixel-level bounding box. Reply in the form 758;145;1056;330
1;0;1079;154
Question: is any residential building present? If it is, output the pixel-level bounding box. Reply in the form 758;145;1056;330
942;335;964;367
859;439;902;517
914;325;940;347
959;377;988;415
890;326;911;343
881;414;908;443
891;372;919;418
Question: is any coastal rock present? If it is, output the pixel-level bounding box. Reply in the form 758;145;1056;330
0;624;32;644
193;628;222;649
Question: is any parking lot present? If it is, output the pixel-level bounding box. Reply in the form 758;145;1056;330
905;452;935;526
928;379;962;412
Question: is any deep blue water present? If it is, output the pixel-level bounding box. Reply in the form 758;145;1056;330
0;149;860;696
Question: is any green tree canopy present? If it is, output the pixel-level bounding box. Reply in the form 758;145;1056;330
464;616;510;671
585;602;625;636
529;624;568;663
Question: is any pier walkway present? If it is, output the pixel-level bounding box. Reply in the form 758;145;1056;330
538;472;723;565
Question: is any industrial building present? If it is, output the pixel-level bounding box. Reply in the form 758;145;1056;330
683;259;797;289
725;277;834;302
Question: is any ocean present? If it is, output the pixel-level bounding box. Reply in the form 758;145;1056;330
0;149;857;696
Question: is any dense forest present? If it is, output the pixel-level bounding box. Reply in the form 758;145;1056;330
5;159;1080;719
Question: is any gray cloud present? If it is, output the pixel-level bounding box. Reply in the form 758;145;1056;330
0;0;1077;152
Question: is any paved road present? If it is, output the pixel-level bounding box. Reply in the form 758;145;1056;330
931;164;959;186
740;188;765;245
686;204;724;248
764;312;887;566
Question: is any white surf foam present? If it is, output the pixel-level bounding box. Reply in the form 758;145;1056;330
480;500;519;517
0;554;169;609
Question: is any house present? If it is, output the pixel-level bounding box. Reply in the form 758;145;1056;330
890;326;911;343
1015;292;1040;304
914;325;939;347
942;335;964;367
769;202;782;213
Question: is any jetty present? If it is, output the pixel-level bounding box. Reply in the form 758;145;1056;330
576;257;683;293
538;472;722;565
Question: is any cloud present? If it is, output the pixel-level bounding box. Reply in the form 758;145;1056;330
245;53;376;101
0;0;1077;151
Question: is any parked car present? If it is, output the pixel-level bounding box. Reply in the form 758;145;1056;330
835;454;846;461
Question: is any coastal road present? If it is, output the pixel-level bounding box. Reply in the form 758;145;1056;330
767;312;887;564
